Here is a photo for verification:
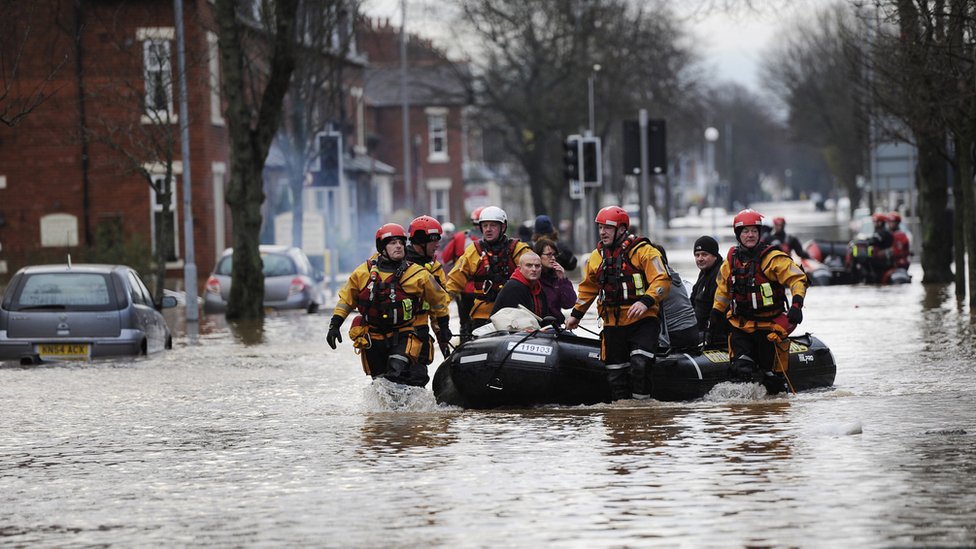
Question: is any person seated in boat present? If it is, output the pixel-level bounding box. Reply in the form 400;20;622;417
690;236;728;346
327;223;452;387
651;243;700;353
564;206;671;401
491;252;548;320
764;217;810;261
446;206;532;341
711;209;808;393
405;215;453;359
533;238;577;325
887;211;910;269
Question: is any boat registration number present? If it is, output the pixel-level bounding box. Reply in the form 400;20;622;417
37;343;90;359
506;342;552;355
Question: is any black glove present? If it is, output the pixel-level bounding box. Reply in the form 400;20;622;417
787;296;803;325
327;315;343;349
436;316;452;357
787;304;803;325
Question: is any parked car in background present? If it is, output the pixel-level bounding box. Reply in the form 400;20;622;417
0;264;177;365
203;245;325;314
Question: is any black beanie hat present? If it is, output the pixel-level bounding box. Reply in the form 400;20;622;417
534;215;555;235
694;235;719;257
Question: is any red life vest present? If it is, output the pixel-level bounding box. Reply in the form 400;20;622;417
726;243;787;319
355;260;421;329
471;237;519;302
596;235;651;307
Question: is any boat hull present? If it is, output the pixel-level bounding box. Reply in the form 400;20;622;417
432;330;836;408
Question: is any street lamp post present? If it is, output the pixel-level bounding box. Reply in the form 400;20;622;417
583;64;600;248
705;127;719;238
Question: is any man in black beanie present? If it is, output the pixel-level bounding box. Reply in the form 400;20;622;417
690;235;727;345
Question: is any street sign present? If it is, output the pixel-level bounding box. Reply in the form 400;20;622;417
569;179;583;199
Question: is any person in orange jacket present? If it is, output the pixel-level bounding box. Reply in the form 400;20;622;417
564;206;671;400
327;223;451;387
711;209;808;393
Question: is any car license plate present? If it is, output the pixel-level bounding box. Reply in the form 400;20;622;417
37;343;90;360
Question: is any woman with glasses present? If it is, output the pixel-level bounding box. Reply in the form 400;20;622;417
533;238;577;325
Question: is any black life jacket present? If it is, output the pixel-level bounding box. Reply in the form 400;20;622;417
356;259;422;329
471;237;519;302
727;243;787;319
596;234;651;307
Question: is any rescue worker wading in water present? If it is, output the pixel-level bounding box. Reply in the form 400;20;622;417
446;206;531;340
711;209;808;394
327;223;451;387
564;206;671;401
405;215;453;359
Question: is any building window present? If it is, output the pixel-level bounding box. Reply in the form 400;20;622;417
427;110;448;163
138;28;176;124
426;177;451;222
150;174;180;261
207;32;224;126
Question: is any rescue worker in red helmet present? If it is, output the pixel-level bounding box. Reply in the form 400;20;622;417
327;223;451;387
564;205;671;401
869;212;893;249
765;216;810;261
446;206;532;339
886;212;910;269
406;215;453;359
711;209;808;393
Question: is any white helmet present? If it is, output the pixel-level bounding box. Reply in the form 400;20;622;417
478;206;507;225
442;222;456;233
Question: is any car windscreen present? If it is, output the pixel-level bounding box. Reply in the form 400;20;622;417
214;253;297;277
9;273;120;312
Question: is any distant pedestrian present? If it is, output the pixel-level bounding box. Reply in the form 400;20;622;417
532;214;577;271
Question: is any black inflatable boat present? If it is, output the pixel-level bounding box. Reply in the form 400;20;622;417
432;329;836;408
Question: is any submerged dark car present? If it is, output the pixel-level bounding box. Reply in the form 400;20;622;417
0;264;177;365
203;245;325;314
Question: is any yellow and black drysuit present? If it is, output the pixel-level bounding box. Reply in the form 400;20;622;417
445;235;531;337
405;246;452;361
712;241;808;392
570;235;671;400
329;255;451;387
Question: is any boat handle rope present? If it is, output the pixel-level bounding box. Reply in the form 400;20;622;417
486;329;543;391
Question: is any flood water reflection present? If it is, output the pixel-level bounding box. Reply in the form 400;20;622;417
2;259;975;547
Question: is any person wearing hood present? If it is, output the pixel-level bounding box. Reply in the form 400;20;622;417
711;209;808;393
326;223;451;387
564;206;671;401
690;235;727;345
491;252;548;319
532;214;578;272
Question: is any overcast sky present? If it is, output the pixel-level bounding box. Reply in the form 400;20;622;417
359;1;831;94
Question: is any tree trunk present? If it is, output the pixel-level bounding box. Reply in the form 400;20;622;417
916;134;954;284
959;136;976;305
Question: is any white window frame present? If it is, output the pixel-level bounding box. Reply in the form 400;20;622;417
207;32;224;126
427;177;451;222
426;108;448;163
145;161;183;266
137;28;176;124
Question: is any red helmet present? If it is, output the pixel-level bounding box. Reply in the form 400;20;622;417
470;207;486;224
733;209;765;235
773;216;785;225
408;215;443;244
887;211;901;223
375;223;407;252
595;205;629;228
872;212;890;223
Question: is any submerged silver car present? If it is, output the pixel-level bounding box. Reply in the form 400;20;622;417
0;264;177;365
203;245;325;314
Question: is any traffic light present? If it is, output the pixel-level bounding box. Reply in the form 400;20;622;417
580;136;602;186
563;136;581;182
313;131;341;187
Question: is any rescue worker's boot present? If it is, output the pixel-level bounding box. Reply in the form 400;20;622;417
606;363;632;401
729;355;759;383
762;370;788;395
381;356;411;384
629;353;655;400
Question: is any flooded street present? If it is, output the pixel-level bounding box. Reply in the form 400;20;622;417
2;258;975;547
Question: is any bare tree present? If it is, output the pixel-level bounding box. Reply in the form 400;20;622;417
215;0;300;320
454;0;701;222
0;0;69;128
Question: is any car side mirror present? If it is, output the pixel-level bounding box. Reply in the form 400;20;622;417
159;295;179;310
